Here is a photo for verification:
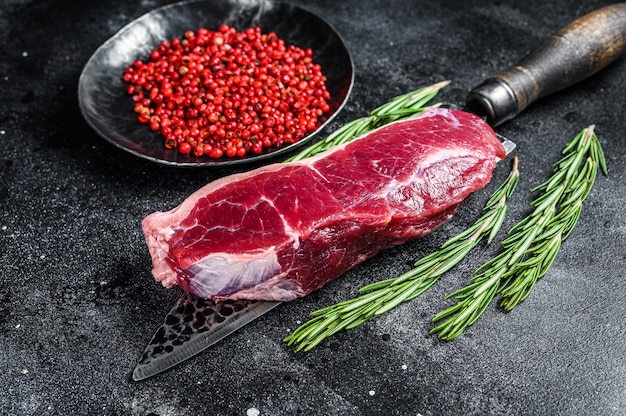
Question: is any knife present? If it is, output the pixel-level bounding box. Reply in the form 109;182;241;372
466;3;626;126
132;3;626;381
132;294;281;381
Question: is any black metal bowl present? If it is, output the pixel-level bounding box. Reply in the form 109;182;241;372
78;0;354;167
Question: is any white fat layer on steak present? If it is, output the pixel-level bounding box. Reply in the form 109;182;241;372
145;226;177;286
187;249;282;298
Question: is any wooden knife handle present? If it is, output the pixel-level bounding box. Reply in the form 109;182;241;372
466;3;626;126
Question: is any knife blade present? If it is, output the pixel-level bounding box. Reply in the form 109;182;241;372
132;3;626;381
131;294;281;381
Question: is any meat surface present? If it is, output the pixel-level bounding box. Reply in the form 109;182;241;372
143;108;506;301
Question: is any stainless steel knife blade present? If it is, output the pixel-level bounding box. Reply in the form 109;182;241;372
498;134;516;156
131;293;281;381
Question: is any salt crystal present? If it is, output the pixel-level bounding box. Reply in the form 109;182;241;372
401;364;407;370
368;390;375;396
246;408;260;416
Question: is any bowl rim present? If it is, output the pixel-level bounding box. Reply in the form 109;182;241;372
77;0;355;168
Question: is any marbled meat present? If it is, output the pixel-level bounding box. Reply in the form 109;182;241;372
143;108;506;301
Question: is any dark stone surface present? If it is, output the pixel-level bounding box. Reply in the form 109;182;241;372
1;1;625;415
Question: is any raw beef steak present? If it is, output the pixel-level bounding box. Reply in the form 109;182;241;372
143;108;506;301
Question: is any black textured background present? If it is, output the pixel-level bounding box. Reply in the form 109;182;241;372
1;1;625;415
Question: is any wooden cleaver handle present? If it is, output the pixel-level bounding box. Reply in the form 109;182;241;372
466;3;626;126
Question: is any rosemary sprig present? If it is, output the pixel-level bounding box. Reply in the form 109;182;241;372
431;125;606;341
284;80;450;162
283;157;520;351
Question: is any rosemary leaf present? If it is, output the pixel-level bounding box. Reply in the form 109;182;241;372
430;125;606;339
283;81;450;163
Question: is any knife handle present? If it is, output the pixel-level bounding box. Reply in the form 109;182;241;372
466;3;626;126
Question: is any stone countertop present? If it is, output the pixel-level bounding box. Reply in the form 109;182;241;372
1;1;625;415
